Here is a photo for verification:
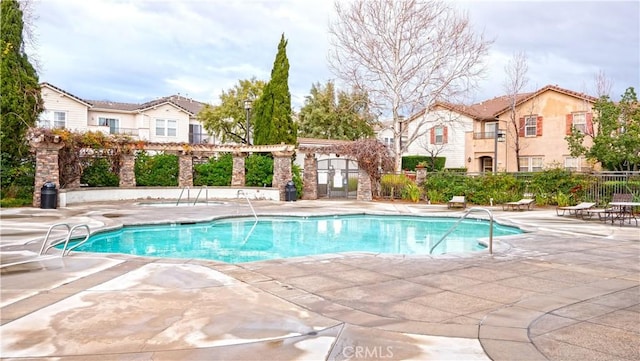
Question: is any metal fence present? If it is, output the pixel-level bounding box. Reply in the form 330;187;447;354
380;170;640;204
509;171;640;203
577;171;640;204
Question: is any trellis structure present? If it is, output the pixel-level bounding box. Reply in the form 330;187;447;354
29;132;387;206
30;135;296;206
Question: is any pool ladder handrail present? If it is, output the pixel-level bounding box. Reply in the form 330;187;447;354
177;186;209;206
237;190;257;220
39;222;91;257
429;207;494;255
176;186;190;206
192;185;208;205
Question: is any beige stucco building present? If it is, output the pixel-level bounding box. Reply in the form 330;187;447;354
39;83;216;144
464;85;597;173
381;85;598;173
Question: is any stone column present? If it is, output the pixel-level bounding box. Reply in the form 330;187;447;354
302;152;318;200
416;167;427;185
272;150;294;201
32;141;64;207
231;152;247;187
119;153;136;187
356;168;372;201
178;153;194;188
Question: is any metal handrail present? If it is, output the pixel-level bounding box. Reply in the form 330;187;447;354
241;220;259;245
176;186;190;206
39;223;72;255
40;223;91;256
193;186;208;205
61;224;91;256
430;207;494;255
237;190;257;220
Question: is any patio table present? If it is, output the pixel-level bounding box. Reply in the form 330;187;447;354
607;202;640;226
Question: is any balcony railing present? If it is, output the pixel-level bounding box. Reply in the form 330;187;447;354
473;132;497;140
112;128;139;136
189;132;214;144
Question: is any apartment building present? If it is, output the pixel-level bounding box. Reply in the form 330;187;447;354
381;84;597;172
465;85;597;173
38;83;217;144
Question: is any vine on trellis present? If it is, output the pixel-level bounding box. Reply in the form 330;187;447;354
28;127;143;188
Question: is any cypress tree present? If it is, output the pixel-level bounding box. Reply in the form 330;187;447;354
1;0;43;170
252;33;297;145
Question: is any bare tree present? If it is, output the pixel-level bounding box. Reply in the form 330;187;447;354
502;51;529;172
593;70;614;98
18;0;41;71
328;0;491;171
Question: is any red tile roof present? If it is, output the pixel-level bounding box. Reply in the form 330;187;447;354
407;84;598;122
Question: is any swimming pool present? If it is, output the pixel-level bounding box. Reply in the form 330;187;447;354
67;215;522;263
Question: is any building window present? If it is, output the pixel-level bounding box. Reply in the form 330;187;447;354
430;125;448;144
565;157;582;171
189;124;203;143
435;126;444;144
155;119;177;137
572;113;586;134
383;137;393;147
486;122;497;137
524;115;537;137
519;157;543;172
98;117;119;134
38;110;66;129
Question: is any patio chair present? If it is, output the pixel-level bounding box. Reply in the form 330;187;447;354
556;202;596;217
502;198;535;211
582;194;633;221
447;196;466;209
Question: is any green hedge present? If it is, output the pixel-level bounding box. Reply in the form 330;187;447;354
194;153;233;186
135;151;179;186
81;158;119;187
245;154;273;187
402;156;445;171
420;168;612;206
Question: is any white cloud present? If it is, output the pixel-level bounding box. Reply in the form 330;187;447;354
31;0;638;110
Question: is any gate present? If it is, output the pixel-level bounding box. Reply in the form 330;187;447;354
317;158;359;198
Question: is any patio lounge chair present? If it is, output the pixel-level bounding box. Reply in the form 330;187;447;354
502;198;535;211
582;193;633;221
556;202;596;217
447;196;466;209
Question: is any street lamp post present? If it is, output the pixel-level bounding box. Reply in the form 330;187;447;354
493;129;505;174
244;99;252;145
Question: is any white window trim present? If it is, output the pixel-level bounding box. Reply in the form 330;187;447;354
572;113;586;134
155;119;178;137
519;156;544;172
434;126;444;145
524;115;537;137
39;110;67;129
565;156;582;171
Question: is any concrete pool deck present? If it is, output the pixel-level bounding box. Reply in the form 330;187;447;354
1;199;638;360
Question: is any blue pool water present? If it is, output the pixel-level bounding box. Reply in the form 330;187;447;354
68;215;523;263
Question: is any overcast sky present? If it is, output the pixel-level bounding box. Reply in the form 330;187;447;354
30;0;639;110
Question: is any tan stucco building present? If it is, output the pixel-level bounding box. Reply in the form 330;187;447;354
464;85;597;173
380;84;599;173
